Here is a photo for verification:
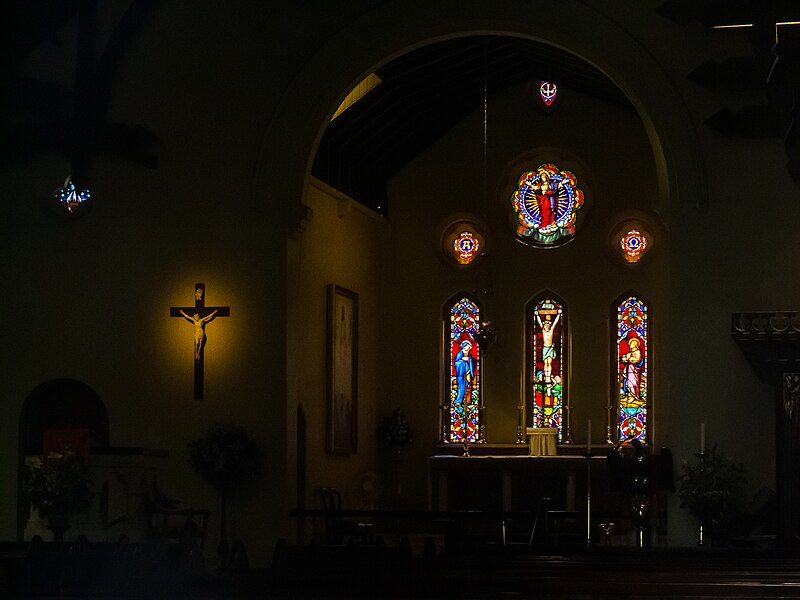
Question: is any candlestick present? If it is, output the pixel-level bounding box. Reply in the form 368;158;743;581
587;419;592;453
700;423;705;454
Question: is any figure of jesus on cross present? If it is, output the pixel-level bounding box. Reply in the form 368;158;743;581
179;308;218;360
170;283;230;399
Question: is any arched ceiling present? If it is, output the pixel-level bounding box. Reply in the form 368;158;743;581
312;0;800;216
311;35;633;217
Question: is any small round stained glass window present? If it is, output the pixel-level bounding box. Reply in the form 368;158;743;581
609;217;658;266
619;229;649;263
453;231;481;264
440;218;486;268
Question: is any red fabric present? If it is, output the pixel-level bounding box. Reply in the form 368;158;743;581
537;190;556;228
43;429;91;461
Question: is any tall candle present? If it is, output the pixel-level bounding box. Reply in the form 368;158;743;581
700;423;706;454
587;419;592;452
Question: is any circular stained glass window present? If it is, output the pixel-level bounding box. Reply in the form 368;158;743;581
440;219;486;268
511;163;585;246
619;228;649;263
452;230;481;264
609;217;658;266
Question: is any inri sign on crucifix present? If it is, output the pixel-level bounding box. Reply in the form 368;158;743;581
170;283;230;399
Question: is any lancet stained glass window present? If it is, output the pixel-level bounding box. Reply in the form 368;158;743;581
512;164;584;245
616;295;648;443
528;295;566;440
449;297;481;443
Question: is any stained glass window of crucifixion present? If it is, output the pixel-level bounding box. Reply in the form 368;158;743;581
512;163;585;246
527;294;567;441
447;296;481;443
615;294;649;444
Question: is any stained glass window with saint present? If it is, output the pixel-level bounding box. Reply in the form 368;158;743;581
512;163;584;245
616;295;648;443
448;297;481;443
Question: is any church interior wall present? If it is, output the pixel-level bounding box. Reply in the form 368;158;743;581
381;81;669;509
1;148;288;566
287;179;387;518
662;132;794;542
4;0;800;568
1;0;293;562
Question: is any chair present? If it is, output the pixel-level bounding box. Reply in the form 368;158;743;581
319;487;373;545
145;477;210;551
150;507;211;551
529;496;551;544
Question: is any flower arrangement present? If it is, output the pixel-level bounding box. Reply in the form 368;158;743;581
678;444;747;537
24;449;94;520
381;408;414;449
188;423;258;565
188;423;258;493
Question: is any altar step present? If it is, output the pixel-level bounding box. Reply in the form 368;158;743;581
270;542;800;598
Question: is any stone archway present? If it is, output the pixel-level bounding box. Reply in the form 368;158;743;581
265;0;706;544
254;1;706;224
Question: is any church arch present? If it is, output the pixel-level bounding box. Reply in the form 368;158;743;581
254;0;706;225
276;0;687;512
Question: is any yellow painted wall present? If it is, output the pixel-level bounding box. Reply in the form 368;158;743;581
287;179;387;525
4;0;800;563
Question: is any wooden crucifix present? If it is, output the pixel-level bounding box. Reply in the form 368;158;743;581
170;283;230;399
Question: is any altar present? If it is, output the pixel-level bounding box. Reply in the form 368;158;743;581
24;447;170;543
429;454;614;513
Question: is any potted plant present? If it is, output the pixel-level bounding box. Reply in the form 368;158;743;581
188;423;258;565
24;448;94;542
678;444;747;545
381;409;414;496
381;408;414;452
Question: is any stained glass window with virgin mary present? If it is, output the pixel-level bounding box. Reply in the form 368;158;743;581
447;296;481;443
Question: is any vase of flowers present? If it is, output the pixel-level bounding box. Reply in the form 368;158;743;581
24;448;94;542
382;408;414;450
381;409;414;496
188;423;258;567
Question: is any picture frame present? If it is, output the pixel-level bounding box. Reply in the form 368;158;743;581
326;284;358;454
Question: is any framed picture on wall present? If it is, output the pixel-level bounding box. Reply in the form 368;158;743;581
326;284;358;454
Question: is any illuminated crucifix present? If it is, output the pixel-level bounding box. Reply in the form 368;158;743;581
170;283;230;399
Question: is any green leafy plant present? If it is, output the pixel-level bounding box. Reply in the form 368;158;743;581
188;423;258;493
678;444;747;536
188;423;259;565
24;449;94;518
381;408;414;449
